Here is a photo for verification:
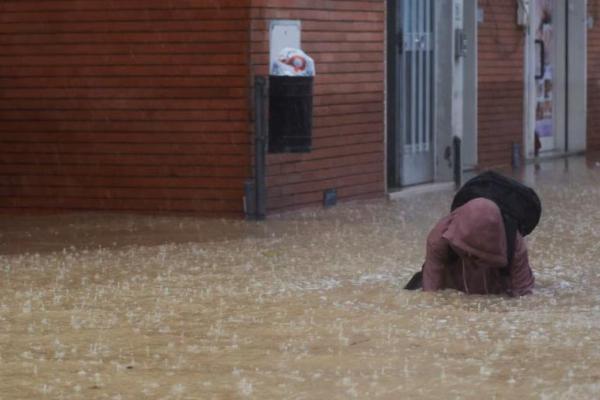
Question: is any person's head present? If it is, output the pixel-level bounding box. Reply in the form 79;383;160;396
443;198;507;268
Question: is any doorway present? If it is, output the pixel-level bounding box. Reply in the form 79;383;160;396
390;0;435;187
388;0;476;189
524;0;587;158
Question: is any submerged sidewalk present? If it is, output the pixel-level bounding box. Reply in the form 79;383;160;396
1;155;600;399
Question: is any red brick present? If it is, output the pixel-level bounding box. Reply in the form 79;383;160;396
0;1;252;214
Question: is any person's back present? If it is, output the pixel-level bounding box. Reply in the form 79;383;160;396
422;198;534;296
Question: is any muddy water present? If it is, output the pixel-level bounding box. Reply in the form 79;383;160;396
1;156;600;399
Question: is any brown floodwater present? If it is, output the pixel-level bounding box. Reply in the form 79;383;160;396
1;155;600;399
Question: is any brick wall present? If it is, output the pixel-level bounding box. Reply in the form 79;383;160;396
250;0;386;212
477;0;525;168
589;0;600;151
0;0;252;215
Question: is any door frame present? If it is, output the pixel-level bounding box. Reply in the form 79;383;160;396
523;0;587;158
388;0;465;189
387;0;436;188
462;0;478;170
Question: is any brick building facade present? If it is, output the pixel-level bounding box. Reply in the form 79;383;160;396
588;0;600;151
0;1;253;215
477;1;526;167
0;0;598;216
250;1;385;212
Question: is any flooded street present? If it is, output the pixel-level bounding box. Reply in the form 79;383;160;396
1;155;600;399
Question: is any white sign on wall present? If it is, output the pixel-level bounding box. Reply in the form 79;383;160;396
269;20;301;75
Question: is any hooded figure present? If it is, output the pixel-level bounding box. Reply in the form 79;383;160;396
422;198;534;296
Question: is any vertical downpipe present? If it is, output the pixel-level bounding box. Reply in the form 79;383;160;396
512;142;521;169
453;136;462;188
254;76;268;220
564;0;569;153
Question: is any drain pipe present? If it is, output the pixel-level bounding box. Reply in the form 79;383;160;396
253;76;268;220
512;142;521;169
564;0;569;153
453;136;462;189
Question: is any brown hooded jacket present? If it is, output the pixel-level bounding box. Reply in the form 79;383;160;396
422;198;534;296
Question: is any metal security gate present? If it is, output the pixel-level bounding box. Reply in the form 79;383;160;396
396;0;434;186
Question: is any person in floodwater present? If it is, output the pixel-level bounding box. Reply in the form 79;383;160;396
421;197;534;296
